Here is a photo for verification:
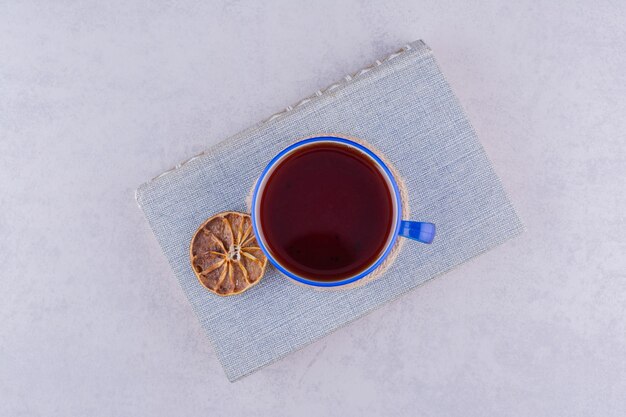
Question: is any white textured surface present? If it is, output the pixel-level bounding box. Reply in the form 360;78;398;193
1;1;624;416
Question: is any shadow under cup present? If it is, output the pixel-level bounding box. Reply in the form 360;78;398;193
251;136;402;287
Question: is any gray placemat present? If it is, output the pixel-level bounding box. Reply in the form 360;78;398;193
136;40;523;381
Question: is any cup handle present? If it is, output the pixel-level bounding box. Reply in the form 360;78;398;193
399;220;436;244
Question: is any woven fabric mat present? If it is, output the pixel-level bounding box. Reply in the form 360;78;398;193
243;135;410;289
136;40;523;381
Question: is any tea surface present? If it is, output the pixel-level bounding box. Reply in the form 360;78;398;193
260;143;394;281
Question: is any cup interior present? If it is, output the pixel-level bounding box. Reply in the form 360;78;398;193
252;136;401;287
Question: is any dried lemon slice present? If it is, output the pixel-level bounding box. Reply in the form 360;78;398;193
190;211;267;296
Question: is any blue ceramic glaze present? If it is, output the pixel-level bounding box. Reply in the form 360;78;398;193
252;136;435;287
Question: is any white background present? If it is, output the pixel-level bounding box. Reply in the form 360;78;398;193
1;1;625;416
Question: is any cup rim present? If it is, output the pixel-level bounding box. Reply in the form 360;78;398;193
251;136;402;287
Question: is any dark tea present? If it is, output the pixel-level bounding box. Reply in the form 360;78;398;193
259;142;394;281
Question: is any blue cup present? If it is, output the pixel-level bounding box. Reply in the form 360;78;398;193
252;136;435;287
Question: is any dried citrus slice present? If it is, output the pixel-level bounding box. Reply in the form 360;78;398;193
190;211;267;296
